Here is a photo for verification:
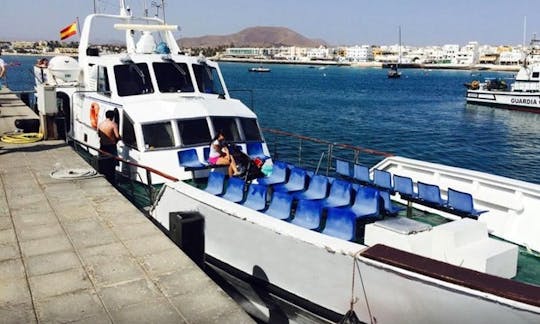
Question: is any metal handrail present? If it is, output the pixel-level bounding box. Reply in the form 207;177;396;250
261;127;394;175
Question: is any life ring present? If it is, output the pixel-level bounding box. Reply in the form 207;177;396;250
471;80;480;90
90;102;99;129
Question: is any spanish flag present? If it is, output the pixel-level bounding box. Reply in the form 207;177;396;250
60;21;77;40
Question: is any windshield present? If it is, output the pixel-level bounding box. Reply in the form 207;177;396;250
192;64;224;95
114;63;154;96
153;62;195;93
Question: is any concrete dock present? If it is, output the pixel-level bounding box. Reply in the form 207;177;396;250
0;88;254;323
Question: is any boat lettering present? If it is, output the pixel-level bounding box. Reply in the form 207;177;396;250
510;97;538;105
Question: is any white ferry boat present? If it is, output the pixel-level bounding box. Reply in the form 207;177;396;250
34;2;539;323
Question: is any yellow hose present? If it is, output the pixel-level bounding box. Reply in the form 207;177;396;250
1;132;43;144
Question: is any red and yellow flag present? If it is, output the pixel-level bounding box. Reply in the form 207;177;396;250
60;21;77;40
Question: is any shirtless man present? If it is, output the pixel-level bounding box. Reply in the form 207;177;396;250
98;110;121;181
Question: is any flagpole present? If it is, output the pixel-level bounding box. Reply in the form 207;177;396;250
76;17;81;38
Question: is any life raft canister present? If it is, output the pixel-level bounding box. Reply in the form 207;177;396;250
90;102;100;129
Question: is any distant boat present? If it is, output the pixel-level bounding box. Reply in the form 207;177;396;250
249;66;271;72
388;26;402;79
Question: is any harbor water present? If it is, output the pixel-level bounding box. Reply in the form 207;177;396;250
5;55;540;184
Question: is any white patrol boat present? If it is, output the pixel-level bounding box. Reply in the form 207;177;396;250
35;2;540;324
465;40;540;113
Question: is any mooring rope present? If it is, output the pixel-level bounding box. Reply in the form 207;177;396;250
350;249;374;324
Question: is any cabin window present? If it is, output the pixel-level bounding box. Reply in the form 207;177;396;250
178;119;211;146
533;72;539;78
122;113;137;149
211;117;241;142
114;63;154;96
153;62;194;93
142;122;174;149
240;118;262;141
97;66;110;96
192;64;224;95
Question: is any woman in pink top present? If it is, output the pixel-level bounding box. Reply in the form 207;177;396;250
208;131;239;177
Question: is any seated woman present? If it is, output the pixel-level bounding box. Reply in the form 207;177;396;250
208;131;239;177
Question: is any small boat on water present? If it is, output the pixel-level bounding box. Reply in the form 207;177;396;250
34;2;540;323
387;26;402;79
249;66;271;72
466;39;540;113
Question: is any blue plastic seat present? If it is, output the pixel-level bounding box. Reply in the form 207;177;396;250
335;159;352;178
373;169;393;191
348;186;380;219
257;161;288;186
273;167;307;193
380;191;405;216
246;142;269;160
290;199;322;230
264;191;293;220
417;182;446;206
205;172;226;195
320;179;352;208
242;184;268;211
393;174;417;199
220;177;245;203
178;149;207;169
447;188;488;218
293;175;329;200
353;164;372;185
322;208;357;241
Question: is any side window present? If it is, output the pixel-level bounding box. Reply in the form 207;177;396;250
240;118;262;141
97;66;110;96
122;113;137;149
192;64;224;94
211;117;241;142
142;122;175;150
178;119;211;146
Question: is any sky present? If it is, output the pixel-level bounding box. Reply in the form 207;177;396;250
1;0;540;46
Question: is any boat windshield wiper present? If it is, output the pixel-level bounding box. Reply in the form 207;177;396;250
162;56;186;76
121;57;146;85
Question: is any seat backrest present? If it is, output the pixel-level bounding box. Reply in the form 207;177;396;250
305;174;329;196
373;169;392;190
335;159;351;177
288;167;307;188
323;208;356;241
247;142;264;156
327;179;352;201
178;148;201;167
291;199;322;230
447;188;473;212
272;161;288;179
417;182;443;205
222;177;245;202
394;174;414;196
205;171;225;195
243;183;268;210
203;147;210;162
353;164;371;183
351;186;380;217
265;191;293;220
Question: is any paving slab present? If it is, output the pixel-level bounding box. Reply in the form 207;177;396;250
0;90;253;323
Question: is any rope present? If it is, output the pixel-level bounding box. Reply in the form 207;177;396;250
347;249;374;324
0;132;43;144
50;168;98;180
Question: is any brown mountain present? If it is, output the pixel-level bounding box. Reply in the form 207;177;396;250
178;26;327;48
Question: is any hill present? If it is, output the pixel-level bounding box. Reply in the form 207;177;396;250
178;26;327;48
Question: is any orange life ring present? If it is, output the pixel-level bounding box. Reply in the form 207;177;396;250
90;102;99;129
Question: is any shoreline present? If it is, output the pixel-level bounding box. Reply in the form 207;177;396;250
3;53;520;72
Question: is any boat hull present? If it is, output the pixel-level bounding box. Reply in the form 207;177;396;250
466;89;540;113
151;181;540;324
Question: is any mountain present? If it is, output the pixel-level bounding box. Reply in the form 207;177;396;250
178;26;327;48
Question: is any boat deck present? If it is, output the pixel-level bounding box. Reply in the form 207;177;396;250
0;88;254;324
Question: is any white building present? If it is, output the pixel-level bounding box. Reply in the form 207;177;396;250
344;45;373;62
306;46;330;60
456;41;479;65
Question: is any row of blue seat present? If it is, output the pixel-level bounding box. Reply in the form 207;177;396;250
204;168;399;241
335;159;487;219
178;142;270;170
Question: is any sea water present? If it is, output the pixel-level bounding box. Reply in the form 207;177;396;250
5;55;540;184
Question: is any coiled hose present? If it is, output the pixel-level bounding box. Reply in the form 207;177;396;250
1;132;43;144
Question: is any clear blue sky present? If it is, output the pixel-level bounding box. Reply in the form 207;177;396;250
1;0;539;46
